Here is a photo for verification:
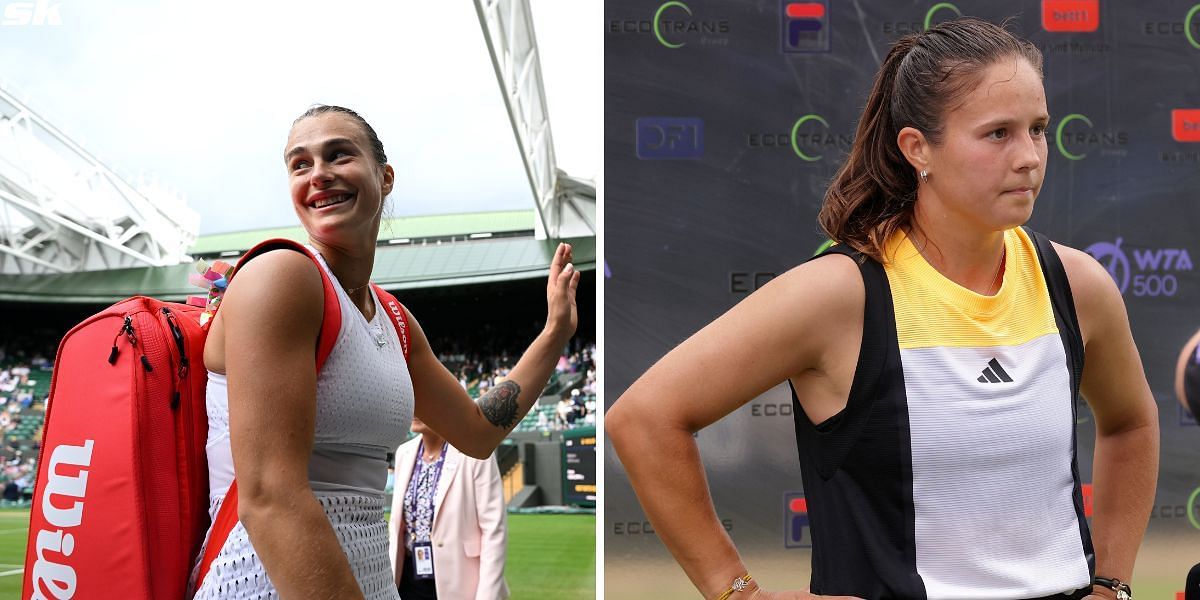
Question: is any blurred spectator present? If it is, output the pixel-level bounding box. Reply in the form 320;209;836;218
556;397;573;429
0;336;55;497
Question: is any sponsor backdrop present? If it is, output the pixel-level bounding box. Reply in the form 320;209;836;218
604;1;1200;597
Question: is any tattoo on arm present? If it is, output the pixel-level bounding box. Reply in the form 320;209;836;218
480;380;521;429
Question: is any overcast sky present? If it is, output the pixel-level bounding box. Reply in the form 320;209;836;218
0;0;600;235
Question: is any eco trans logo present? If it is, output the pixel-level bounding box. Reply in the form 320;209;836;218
1140;4;1200;50
655;2;691;48
882;2;961;35
1054;113;1127;160
746;114;849;162
608;2;731;49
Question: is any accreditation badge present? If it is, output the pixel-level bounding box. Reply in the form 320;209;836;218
413;541;435;580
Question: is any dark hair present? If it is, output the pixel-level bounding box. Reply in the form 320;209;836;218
293;105;388;165
818;17;1043;262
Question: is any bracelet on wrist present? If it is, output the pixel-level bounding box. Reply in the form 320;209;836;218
1093;576;1132;600
713;573;753;600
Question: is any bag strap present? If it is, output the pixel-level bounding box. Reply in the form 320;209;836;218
192;238;342;594
371;283;412;360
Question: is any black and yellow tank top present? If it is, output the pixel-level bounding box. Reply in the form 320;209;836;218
790;227;1093;599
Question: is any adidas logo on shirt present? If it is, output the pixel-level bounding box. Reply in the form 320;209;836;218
976;358;1013;383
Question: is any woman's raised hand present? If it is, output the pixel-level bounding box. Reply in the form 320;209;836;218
546;242;580;342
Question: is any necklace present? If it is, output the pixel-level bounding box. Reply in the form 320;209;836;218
986;246;1006;295
343;280;371;296
421;443;445;463
914;235;1006;295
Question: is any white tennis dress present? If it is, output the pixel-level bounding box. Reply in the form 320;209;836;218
190;248;414;599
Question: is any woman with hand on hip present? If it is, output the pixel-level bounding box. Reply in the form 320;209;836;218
191;105;579;600
608;18;1157;600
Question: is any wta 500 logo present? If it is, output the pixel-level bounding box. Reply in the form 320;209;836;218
608;2;730;49
1085;238;1193;298
1054;113;1128;160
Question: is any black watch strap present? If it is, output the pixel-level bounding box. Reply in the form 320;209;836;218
1093;576;1132;599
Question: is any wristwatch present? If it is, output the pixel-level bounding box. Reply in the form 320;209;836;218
1093;576;1132;600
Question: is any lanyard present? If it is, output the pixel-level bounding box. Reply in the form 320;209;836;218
405;440;448;534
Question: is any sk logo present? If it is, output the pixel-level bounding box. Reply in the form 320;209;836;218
924;2;962;30
636;118;704;159
781;1;831;53
1055;113;1093;160
1041;0;1099;32
784;492;812;548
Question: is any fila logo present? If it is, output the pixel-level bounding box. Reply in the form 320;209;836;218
32;439;94;600
976;358;1014;383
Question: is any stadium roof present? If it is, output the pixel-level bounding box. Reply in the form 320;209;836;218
189;209;539;256
0;209;595;304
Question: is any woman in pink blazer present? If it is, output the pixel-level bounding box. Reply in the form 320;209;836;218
389;417;510;599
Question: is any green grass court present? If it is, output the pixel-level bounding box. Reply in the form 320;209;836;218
0;510;27;599
0;509;595;598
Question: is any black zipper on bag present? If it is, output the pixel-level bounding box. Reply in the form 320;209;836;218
162;308;189;377
108;315;139;364
106;314;152;372
162;307;188;410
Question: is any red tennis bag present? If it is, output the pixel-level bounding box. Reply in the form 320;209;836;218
23;239;411;600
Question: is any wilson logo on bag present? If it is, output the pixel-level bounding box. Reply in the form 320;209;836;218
30;440;94;599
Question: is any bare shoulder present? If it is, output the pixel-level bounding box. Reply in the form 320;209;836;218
1050;241;1125;344
221;249;324;335
767;251;864;311
1050;241;1115;295
227;249;321;303
751;251;865;364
